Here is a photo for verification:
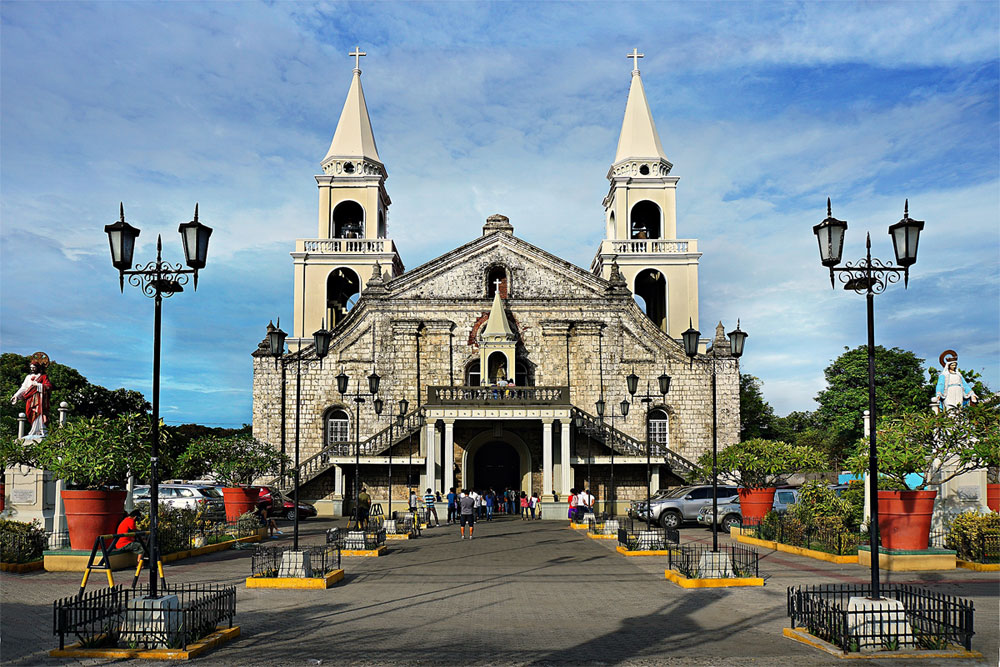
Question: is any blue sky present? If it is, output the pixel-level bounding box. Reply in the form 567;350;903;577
2;1;997;427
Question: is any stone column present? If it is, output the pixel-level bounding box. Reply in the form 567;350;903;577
443;420;455;494
542;419;554;501
424;420;437;492
559;421;571;496
333;465;344;499
651;466;660;494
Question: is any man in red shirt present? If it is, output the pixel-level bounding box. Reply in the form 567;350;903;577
114;510;143;551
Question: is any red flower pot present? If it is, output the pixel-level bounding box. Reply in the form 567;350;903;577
61;489;126;551
222;487;260;521
877;490;937;551
738;487;776;523
987;484;999;513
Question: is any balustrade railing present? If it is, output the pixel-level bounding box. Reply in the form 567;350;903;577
299;238;395;254
426;385;568;405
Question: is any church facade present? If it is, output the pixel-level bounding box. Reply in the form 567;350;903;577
251;51;740;517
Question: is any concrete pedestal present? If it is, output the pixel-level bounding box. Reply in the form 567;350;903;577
697;551;733;578
636;530;663;550
846;597;914;649
345;530;366;550
602;519;619;535
384;519;398;534
278;551;313;578
121;594;181;649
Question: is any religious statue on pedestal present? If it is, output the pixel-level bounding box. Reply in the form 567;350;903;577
10;352;53;439
935;350;978;412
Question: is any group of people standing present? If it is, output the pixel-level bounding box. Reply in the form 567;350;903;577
567;487;595;520
440;487;543;522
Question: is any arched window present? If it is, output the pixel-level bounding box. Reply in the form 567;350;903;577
649;409;669;449
324;408;350;446
466;360;481;386
486;266;509;298
634;269;667;332
607;211;616;239
332;201;364;239
630;201;661;239
377;209;386;238
487;351;508;384
327;267;361;327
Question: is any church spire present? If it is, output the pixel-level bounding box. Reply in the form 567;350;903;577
322;47;382;171
482;288;516;339
613;50;668;165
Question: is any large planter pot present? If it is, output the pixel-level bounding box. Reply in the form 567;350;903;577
987;484;999;513
61;489;127;551
877;490;937;551
221;487;259;522
738;487;776;523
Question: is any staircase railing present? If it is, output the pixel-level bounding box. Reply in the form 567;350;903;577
569;407;699;478
267;408;425;491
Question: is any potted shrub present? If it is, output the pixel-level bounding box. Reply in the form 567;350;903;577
701;438;825;522
847;398;1000;550
180;435;287;521
33;414;152;550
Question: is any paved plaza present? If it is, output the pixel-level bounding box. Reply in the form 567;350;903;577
2;517;997;666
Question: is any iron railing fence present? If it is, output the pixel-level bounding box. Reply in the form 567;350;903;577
53;582;235;650
426;385;568;405
386;514;419;537
1;527;49;563
617;523;679;551
787;583;975;653
587;517;621;537
45;530;72;550
944;530;999;564
250;545;341;578
153;516;261;555
327;527;386;550
744;515;870;556
667;543;760;578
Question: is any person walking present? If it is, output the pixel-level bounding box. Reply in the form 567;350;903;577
446;487;457;524
459;489;476;539
520;491;529;520
357;487;372;531
470;489;482;518
529;492;538;520
485;490;494;521
424;488;441;527
568;488;578;520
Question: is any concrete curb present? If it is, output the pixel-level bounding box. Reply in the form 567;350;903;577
246;569;344;589
782;627;982;660
49;626;241;660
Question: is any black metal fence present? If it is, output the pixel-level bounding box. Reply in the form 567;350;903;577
944;531;999;564
0;527;48;563
616;522;679;551
327;527;386;550
53;582;236;650
386;514;418;537
250;545;341;578
588;518;621;537
787;583;975;653
667;543;760;579
744;515;869;556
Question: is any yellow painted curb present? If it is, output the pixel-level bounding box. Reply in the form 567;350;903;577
245;569;344;589
859;548;956;572
342;546;386;557
568;522;590;530
44;551;137;572
616;546;675;557
956;559;1000;572
782;627;982;660
664;569;764;588
587;533;616;540
734;533;858;564
385;533;411;540
0;560;44;573
49;625;240;660
163;533;264;563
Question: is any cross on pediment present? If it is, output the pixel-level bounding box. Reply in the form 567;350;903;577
494;278;503;292
349;46;367;70
628;48;644;71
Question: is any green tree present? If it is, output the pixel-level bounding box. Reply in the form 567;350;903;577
698;438;826;489
771;411;838;468
739;374;776;440
814;345;933;464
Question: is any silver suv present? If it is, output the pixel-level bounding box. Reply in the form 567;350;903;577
697;488;800;532
629;485;739;529
133;483;226;520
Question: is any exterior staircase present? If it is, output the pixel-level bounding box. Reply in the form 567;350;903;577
268;408;425;492
569;407;700;479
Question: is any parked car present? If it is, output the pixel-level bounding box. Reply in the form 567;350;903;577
628;485;740;529
697;488;800;531
258;486;317;521
132;483;226;520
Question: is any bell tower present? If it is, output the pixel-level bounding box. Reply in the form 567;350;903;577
593;49;701;338
292;48;403;344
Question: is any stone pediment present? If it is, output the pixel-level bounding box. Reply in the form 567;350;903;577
384;231;609;301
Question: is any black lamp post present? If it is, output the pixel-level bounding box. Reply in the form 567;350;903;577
105;203;211;599
626;371;671;531
336;368;381;527
683;319;746;552
266;319;330;551
813;198;923;600
383;398;408;516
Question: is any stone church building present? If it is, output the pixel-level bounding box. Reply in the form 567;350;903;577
252;51;740;518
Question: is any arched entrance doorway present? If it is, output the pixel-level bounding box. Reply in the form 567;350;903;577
472;441;520;491
463;429;531;493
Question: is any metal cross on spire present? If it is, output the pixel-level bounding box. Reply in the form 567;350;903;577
494;278;504;294
349;46;367;71
627;48;644;71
